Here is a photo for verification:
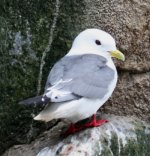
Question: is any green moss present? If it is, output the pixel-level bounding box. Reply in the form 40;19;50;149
93;139;111;156
93;125;150;156
0;0;84;154
109;134;120;156
108;129;150;156
120;130;150;156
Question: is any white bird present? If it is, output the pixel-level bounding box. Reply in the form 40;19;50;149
20;28;125;135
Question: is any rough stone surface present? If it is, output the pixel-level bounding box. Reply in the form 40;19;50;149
82;0;150;72
3;114;150;156
79;0;150;122
103;72;150;122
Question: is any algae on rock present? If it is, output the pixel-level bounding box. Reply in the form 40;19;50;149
0;0;84;154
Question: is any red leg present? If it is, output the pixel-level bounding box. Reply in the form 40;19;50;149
63;114;108;137
63;123;80;137
84;114;108;127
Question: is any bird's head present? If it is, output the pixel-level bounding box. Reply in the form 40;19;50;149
69;28;125;61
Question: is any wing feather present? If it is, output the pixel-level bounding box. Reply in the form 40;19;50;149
44;54;115;102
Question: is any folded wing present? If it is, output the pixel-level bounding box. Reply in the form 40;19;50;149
44;54;115;102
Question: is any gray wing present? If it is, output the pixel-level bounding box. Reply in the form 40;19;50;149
45;60;65;90
44;54;115;102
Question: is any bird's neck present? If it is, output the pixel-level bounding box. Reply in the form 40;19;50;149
67;47;110;58
67;47;116;71
106;58;117;71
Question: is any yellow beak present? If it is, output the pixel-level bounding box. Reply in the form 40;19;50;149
111;50;125;61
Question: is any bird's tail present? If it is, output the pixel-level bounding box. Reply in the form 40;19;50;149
19;95;50;106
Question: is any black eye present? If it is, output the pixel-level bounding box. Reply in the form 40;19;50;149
95;40;101;45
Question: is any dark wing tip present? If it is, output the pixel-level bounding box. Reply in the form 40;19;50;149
19;95;50;106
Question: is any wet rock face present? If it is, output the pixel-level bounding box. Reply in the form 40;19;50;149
0;0;83;154
2;115;150;156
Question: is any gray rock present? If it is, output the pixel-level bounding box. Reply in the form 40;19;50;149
3;114;150;156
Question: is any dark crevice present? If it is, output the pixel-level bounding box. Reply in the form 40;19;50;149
117;67;150;75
